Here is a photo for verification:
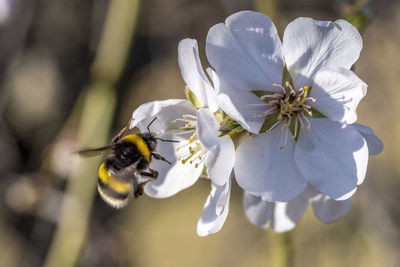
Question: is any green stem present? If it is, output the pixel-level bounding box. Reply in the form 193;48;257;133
270;231;294;267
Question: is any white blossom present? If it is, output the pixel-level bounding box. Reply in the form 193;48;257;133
206;11;376;202
130;39;235;236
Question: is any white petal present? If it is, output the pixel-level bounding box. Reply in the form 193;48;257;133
283;18;362;88
214;75;265;133
206;10;283;92
295;118;368;200
197;109;235;186
133;101;201;198
311;194;350;223
310;67;367;124
311;67;367;124
235;130;307;202
144;131;203;198
243;192;274;229
352;123;383;155
178;39;218;112
131;99;193;131
197;180;231;236
272;191;309;232
243;189;309;232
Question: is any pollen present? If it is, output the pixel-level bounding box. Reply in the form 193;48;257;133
246;81;317;149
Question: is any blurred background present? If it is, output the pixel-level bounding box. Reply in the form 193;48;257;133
0;0;398;266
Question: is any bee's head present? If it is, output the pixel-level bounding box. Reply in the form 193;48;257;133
144;117;179;150
142;133;157;151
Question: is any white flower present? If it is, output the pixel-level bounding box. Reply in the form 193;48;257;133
243;123;382;232
130;39;235;236
206;11;376;202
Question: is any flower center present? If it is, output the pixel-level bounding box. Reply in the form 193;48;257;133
247;81;316;149
170;114;207;168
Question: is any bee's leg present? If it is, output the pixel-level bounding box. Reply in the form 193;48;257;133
111;118;133;144
134;180;152;198
148;167;159;179
152;153;172;165
139;169;158;179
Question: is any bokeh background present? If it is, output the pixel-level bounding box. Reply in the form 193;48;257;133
0;0;398;266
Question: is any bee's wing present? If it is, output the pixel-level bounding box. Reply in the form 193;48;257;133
75;144;117;157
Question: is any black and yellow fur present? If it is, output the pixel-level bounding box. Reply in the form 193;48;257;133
77;118;173;209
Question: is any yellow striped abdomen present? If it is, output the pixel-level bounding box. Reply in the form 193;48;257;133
97;163;132;209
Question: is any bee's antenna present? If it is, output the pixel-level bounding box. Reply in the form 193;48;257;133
147;117;157;133
155;138;179;143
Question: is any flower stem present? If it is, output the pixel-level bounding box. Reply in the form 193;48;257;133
270;231;294;267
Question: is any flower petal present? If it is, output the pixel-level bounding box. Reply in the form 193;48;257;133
243;190;309;232
144;131;203;198
197;108;235;185
272;191;309;232
131;100;202;198
131;99;193;131
352;123;383;155
178;39;218;112
197;180;231;236
235;130;307;202
310;67;367;124
295;118;368;200
283;18;362;88
243;192;274;229
311;194;350;223
206;10;283;92
211;72;265;133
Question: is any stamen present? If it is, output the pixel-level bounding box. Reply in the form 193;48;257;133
250;82;315;138
280;125;289;150
260;93;281;100
182;114;197;120
274;83;286;94
266;120;282;133
292;118;298;140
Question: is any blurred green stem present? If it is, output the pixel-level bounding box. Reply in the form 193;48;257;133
271;232;293;267
254;0;278;22
43;1;140;267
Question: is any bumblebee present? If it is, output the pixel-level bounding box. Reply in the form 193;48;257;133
77;117;176;208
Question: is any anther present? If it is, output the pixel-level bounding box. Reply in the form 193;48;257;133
171;120;177;124
246;105;251;109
